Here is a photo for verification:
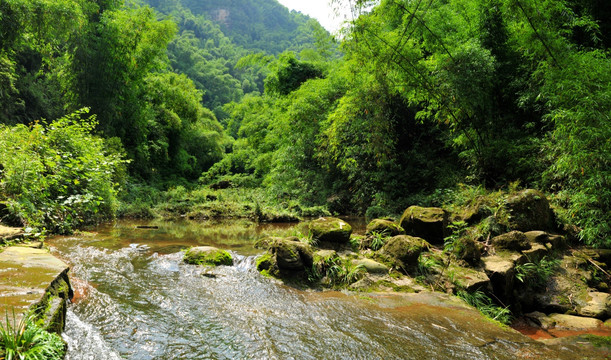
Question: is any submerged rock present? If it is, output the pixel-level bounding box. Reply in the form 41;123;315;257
184;246;233;266
309;217;352;244
366;219;404;236
505;189;555;232
380;235;430;271
399;206;448;244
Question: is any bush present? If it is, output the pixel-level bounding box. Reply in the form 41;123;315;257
0;109;126;233
0;312;65;360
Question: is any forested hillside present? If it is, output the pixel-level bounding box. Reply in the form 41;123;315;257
0;0;609;248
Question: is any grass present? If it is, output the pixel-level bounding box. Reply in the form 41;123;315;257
515;255;561;289
456;290;512;325
0;311;65;360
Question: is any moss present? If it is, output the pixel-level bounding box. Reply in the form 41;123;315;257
579;335;611;348
184;247;233;266
256;253;273;271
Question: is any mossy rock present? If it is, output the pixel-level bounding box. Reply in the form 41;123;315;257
379;235;430;271
399;206;448;244
453;236;482;266
366;219;404;236
184;246;233;266
491;231;531;251
270;238;314;270
309;217;352;244
505;189;555;232
256;253;274;272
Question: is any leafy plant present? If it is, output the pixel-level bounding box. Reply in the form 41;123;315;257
369;232;386;251
515;256;561;289
0;311;65;360
444;221;468;255
456;290;512;325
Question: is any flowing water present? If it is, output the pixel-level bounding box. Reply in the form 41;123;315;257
48;220;603;360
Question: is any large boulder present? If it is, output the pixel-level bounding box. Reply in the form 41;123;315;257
309;217;352;244
505;189;555;231
184;246;233;266
379;235;430;271
399;206;448;244
579;292;611;319
366;219;404;236
270;238;314;271
491;231;531;251
482;253;523;303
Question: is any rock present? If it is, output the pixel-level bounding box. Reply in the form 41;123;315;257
351;258;390;274
366;219;404;236
0;247;72;334
309;217;352;244
524;231;567;250
548;313;603;330
184;246;233;266
524;311;556;330
380;235;430;271
605;319;611;328
349;276;375;291
271;239;314;270
482;253;522;302
449;265;491;292
256;253;274;272
522;243;548;262
453;236;482;265
579;292;611;319
505;189;555;231
399;206;448;244
455;204;493;225
491;231;531;251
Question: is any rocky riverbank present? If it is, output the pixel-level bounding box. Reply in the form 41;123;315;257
227;189;610;345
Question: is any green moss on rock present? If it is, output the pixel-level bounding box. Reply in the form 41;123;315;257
184;246;233;266
309;217;352;244
366;219;404;236
399;206;448;244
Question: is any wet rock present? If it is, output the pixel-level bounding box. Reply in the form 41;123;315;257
380;235;430;271
271;239;314;270
184;246;233;266
524;311;556;330
0;247;72;334
505;189;555;231
351;258;389;274
256;253;274;272
605;319;611;328
349;275;375;291
399;206;448;244
548;313;603;330
366;219;404;236
309;217;352;244
579;292;611;319
491;231;531;251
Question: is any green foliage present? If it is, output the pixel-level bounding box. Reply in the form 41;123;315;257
456;290;512;325
264;52;323;96
0;109;126;233
0;312;65;360
515;256;561;289
444;221;469;255
369;232;386;251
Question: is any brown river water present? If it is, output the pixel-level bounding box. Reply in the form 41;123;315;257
47;220;608;359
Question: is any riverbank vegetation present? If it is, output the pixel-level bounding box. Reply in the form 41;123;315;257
0;0;609;250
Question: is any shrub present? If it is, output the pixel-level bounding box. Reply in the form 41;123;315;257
0;312;65;360
0;109;126;233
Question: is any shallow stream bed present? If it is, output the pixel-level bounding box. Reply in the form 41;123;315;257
48;220;607;359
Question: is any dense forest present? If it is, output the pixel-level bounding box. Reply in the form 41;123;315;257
0;0;609;248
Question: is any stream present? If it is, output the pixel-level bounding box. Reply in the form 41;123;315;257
48;220;601;359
